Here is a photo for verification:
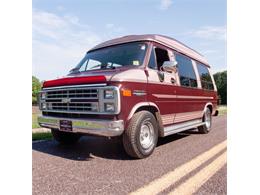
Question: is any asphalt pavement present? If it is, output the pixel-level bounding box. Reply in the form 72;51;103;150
33;115;227;195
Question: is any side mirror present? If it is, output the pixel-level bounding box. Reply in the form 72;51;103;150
161;61;178;73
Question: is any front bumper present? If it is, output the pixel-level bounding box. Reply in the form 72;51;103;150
38;116;124;137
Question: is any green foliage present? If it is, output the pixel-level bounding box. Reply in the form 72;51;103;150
213;71;227;105
32;76;41;105
32;132;53;141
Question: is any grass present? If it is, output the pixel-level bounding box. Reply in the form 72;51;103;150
32;106;41;129
32;113;40;129
218;105;227;115
32;106;53;141
32;132;53;141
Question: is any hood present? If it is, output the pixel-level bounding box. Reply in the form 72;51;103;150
42;67;130;88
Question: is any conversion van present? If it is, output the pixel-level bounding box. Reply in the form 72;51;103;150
38;34;218;158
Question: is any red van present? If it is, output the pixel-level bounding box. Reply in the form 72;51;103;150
38;34;218;158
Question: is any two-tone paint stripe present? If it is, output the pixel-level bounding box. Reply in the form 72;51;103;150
174;111;203;123
153;94;214;100
161;111;203;125
161;113;175;125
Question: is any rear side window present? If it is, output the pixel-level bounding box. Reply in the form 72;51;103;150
175;53;197;88
197;63;214;90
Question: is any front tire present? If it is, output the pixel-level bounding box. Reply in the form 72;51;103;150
198;107;212;134
51;129;81;145
123;111;158;159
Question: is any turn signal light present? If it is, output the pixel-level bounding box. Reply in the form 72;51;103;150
122;89;132;97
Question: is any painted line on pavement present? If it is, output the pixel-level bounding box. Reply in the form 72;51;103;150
130;140;227;195
168;151;227;195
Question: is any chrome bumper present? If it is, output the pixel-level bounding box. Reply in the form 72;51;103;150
38;116;124;137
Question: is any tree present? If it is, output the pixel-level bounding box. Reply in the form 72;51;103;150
32;76;41;105
213;71;227;105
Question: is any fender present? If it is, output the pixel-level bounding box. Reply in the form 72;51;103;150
127;102;160;121
203;102;214;114
127;102;164;137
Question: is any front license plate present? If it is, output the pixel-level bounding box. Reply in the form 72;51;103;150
60;120;73;132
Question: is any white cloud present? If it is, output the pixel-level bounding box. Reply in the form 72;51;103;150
32;10;127;80
190;26;227;41
159;0;173;10
32;9;105;80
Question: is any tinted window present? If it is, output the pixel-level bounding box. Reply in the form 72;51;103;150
197;63;214;90
175;53;197;88
148;48;157;69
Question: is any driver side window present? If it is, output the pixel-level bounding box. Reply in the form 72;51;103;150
155;47;170;70
148;47;170;70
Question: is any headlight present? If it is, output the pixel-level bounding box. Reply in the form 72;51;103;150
41;92;46;99
104;103;115;112
104;90;114;99
41;103;47;110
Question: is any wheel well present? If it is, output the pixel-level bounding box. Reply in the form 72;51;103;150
135;106;164;137
135;106;158;118
207;104;213;113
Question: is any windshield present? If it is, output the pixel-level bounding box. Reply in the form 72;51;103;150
71;42;148;73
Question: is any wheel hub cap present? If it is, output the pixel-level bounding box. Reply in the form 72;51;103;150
139;121;154;149
205;110;212;129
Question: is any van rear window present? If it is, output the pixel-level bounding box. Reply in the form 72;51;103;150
197;63;214;90
175;53;198;88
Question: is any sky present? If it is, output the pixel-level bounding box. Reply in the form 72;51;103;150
32;0;227;81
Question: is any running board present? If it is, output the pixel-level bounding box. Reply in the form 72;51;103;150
163;119;205;137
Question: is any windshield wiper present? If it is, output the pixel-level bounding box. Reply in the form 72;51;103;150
106;64;116;69
89;64;117;70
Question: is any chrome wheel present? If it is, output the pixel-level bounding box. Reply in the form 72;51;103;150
205;109;212;129
139;119;155;150
123;111;158;158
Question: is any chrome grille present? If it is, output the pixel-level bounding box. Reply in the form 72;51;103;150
47;89;98;99
42;88;99;113
40;85;120;115
51;103;95;111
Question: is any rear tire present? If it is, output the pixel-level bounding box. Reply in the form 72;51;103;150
123;111;158;159
51;129;81;145
198;107;212;134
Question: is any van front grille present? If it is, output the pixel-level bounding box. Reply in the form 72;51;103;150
46;89;98;99
41;87;99;113
40;85;120;116
51;103;96;112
